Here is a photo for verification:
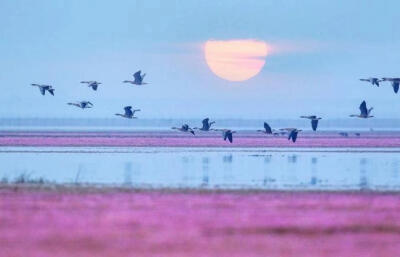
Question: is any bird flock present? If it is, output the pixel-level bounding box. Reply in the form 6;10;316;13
31;74;385;144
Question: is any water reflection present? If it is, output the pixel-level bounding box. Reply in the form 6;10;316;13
123;162;132;186
359;158;369;190
288;155;297;163
1;147;400;191
310;157;318;186
201;157;209;187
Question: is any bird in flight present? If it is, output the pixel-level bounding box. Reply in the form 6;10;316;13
381;77;400;94
349;101;374;118
80;81;101;91
257;122;273;134
359;78;381;87
171;124;195;135
115;106;140;119
67;101;93;109
123;70;147;85
288;129;302;143
31;84;55;96
300;115;322;131
194;118;215;131
212;129;236;143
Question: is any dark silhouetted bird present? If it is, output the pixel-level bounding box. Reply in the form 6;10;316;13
172;124;195;135
81;81;101;91
115;106;140;119
381;77;400;93
31;84;55;96
67;101;93;109
257;122;273;134
349;101;374;118
360;78;381;87
300;115;322;131
123;70;147;85
288;129;302;143
194;118;215;131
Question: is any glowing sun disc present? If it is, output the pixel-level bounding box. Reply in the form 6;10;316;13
204;39;268;82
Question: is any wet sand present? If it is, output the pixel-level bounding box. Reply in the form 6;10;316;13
1;131;400;147
1;185;400;257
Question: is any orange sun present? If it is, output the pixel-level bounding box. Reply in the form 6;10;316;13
204;39;268;82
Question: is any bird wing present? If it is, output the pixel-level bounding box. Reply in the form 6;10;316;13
124;106;133;116
292;131;298;142
359;101;368;116
311;119;318;131
48;89;55;96
39;87;45;95
133;71;142;83
359;79;369;82
227;133;233;143
393;82;399;93
223;131;228;141
182;124;189;131
264;122;272;134
288;130;294;141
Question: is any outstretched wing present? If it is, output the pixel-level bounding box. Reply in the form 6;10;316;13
359;101;368;116
291;131;298;142
393;82;399;93
264;122;272;134
311;119;318;131
202;118;209;129
133;71;142;83
39;87;45;95
124;106;133;116
288;130;294;141
227;133;233;143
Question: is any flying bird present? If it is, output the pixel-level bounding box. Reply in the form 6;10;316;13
81;81;101;91
194;118;215;131
211;129;236;143
222;129;236;143
349;101;374;118
288;129;302;143
67;101;93;109
300;115;322;131
171;124;195;135
359;78;381;87
381;78;400;93
257;122;273;134
339;132;349;137
115;106;140;119
31;84;55;96
123;70;147;85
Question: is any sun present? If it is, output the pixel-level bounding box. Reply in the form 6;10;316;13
204;39;268;82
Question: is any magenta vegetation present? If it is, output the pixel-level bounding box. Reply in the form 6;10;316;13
1;188;400;257
1;131;400;147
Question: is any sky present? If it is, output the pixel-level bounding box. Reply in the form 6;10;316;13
1;0;400;119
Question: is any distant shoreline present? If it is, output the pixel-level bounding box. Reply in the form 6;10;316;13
1;131;400;148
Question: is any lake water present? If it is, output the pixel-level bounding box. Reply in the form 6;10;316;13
1;147;400;191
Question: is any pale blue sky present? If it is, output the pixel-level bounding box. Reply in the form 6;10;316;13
1;0;400;119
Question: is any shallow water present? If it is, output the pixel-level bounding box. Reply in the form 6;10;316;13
1;147;400;191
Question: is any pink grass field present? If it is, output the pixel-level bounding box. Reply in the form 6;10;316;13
1;186;400;257
2;131;400;147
